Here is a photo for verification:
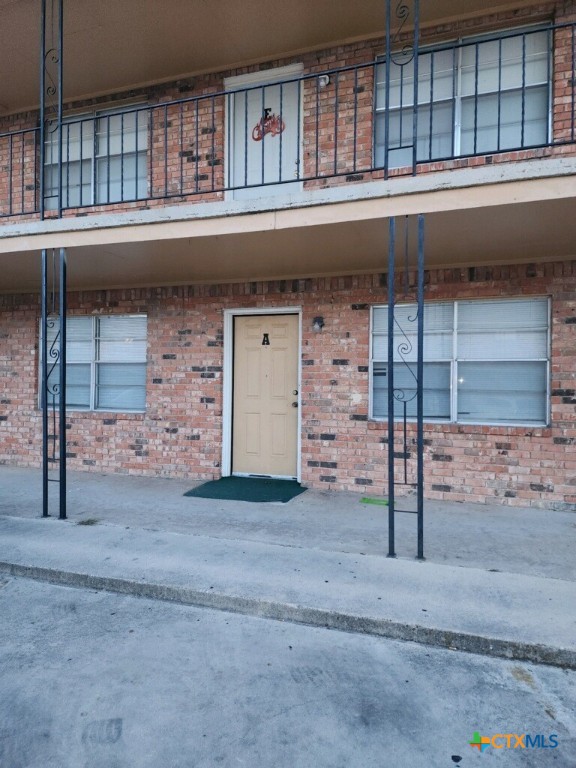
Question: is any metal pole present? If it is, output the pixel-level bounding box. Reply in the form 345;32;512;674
58;248;67;520
384;0;391;179
416;214;425;559
387;217;396;558
57;0;64;218
40;0;65;519
411;0;420;174
41;249;49;517
40;0;49;517
39;0;46;220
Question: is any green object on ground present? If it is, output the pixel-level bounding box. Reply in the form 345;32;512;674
360;497;389;506
184;476;307;503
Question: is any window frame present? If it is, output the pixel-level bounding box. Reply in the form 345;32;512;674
44;102;149;210
373;23;553;169
369;297;551;427
39;314;148;413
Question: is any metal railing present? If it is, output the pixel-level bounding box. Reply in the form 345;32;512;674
0;127;40;217
1;21;574;220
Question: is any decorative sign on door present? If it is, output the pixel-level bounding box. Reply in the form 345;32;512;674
252;108;286;142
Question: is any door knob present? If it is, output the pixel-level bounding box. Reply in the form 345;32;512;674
292;401;298;408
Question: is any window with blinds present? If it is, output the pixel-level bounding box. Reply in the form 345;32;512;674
42;315;147;412
375;26;551;168
371;298;549;425
44;106;148;210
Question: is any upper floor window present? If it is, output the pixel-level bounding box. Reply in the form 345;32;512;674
375;26;551;168
44;105;148;210
42;314;147;411
370;298;550;426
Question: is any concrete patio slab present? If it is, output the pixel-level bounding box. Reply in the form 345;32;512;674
1;466;574;581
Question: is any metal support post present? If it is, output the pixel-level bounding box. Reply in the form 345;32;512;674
41;250;49;517
416;215;425;559
40;0;65;520
386;215;426;560
387;218;396;558
59;248;67;520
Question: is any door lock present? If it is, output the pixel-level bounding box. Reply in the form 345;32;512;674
292;390;298;396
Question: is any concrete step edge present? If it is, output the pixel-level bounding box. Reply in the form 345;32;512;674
1;560;574;670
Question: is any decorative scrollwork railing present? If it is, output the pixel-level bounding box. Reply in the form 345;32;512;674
390;2;416;66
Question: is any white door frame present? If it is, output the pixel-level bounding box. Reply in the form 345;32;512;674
224;63;304;200
222;306;302;481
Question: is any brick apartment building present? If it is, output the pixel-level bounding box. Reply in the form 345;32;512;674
0;0;575;510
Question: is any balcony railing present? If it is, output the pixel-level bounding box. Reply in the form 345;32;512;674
0;127;40;218
1;22;574;220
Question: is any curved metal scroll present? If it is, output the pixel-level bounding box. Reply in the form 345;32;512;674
384;0;420;177
390;3;416;66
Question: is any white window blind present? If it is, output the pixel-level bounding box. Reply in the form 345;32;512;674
371;298;549;425
42;315;147;412
456;299;548;359
96;316;147;410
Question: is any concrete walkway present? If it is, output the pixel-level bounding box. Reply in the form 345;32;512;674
1;466;575;668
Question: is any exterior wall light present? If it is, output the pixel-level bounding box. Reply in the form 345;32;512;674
312;316;325;332
318;74;330;88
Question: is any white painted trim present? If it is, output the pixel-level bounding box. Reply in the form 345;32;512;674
224;64;304;90
222;306;302;482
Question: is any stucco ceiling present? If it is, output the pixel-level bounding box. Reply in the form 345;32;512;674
0;0;527;114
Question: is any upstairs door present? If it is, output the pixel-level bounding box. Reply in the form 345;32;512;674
225;65;303;200
232;314;299;478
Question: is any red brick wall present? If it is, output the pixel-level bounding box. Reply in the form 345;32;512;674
1;1;575;221
553;3;576;144
0;110;40;219
1;261;575;510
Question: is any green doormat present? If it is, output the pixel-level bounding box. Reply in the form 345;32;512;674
184;476;307;503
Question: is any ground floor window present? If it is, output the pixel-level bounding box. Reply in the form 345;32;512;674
370;297;549;426
41;314;147;411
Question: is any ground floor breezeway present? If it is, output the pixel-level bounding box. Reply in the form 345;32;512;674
0;259;575;511
1;465;575;580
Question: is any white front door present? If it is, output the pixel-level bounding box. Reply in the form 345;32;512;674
225;65;303;200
